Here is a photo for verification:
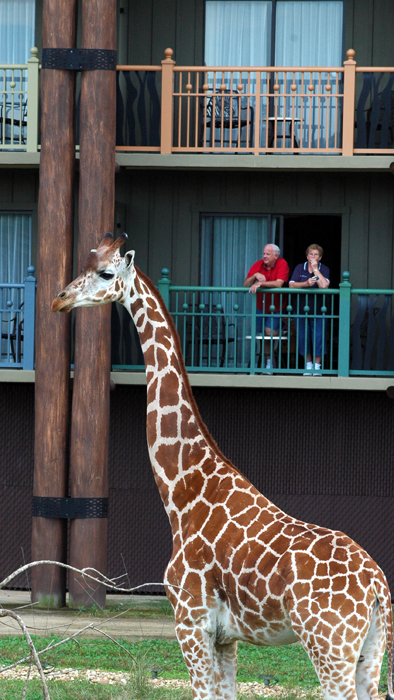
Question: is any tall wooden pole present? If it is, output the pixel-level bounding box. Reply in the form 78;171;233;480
68;0;117;608
32;0;77;607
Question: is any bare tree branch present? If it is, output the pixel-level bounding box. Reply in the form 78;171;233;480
0;609;50;699
0;558;191;697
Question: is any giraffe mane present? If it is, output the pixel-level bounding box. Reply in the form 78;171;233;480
135;265;244;478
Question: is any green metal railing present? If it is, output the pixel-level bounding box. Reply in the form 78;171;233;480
111;270;394;377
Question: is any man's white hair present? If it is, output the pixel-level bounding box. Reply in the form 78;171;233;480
266;243;280;256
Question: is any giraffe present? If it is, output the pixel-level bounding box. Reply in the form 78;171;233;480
52;232;393;700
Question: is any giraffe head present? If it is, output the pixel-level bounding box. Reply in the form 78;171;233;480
51;232;134;312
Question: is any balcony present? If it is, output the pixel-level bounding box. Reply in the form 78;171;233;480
115;48;394;164
2;269;394;389
1;48;393;167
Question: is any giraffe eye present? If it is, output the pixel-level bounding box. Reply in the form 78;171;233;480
99;271;114;281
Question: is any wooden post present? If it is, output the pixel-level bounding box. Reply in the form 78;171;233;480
254;70;261;155
342;49;356;157
32;0;77;607
160;48;175;154
68;0;117;609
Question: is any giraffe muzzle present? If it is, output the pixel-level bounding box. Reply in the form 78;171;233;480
51;290;74;313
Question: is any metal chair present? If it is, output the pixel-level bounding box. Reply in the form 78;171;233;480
201;89;254;148
185;304;235;368
0;102;28;144
1;302;24;362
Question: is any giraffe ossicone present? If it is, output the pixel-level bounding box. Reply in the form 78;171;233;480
52;232;394;700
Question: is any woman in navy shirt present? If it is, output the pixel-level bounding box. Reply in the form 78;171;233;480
289;244;330;375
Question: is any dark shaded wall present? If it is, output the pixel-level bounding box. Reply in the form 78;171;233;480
2;168;394;294
121;0;394;67
0;384;35;588
2;382;394;593
32;0;394;68
116;169;394;291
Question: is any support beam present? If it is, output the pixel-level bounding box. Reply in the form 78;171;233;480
31;0;77;607
68;0;117;608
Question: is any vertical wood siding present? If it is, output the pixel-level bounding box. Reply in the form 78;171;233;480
123;0;394;68
115;169;394;290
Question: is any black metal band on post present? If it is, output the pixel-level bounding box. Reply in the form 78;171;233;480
41;48;117;71
32;496;108;519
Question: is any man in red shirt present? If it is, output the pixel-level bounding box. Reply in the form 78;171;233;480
243;244;289;372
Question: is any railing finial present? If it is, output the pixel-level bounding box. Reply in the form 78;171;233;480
163;48;174;62
345;48;356;63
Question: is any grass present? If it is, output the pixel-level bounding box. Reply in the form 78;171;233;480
0;636;389;699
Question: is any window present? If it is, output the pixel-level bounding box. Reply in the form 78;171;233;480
0;0;35;64
205;1;343;67
201;214;283;287
0;213;32;284
205;2;272;66
204;1;343;149
199;215;283;367
0;212;32;363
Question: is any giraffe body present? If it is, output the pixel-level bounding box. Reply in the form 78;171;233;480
52;233;393;700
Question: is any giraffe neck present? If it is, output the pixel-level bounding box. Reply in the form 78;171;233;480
121;266;246;525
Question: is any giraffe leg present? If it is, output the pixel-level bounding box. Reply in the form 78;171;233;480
213;641;238;700
355;601;386;700
289;609;360;700
303;651;359;700
176;623;236;700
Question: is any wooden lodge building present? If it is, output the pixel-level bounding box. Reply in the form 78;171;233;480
1;0;394;601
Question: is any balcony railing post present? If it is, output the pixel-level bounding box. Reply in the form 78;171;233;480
158;267;171;308
26;47;40;153
342;49;356;157
338;271;351;377
253;71;261;155
250;293;257;373
23;265;36;369
160;48;175;154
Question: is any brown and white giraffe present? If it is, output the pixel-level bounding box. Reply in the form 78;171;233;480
52;232;393;700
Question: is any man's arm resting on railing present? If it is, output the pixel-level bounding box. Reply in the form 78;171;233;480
243;272;266;287
247;277;286;294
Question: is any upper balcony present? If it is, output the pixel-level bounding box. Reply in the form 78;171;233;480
1;48;394;172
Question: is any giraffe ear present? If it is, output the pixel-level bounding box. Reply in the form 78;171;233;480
124;250;135;268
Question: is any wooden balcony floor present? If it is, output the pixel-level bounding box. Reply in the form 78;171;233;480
0;152;393;172
0;368;393;393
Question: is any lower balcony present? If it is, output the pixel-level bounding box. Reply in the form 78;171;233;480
3;269;393;391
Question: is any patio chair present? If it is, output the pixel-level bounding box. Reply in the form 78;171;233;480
185;304;235;368
200;89;254;148
1;302;24;362
0;102;28;144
